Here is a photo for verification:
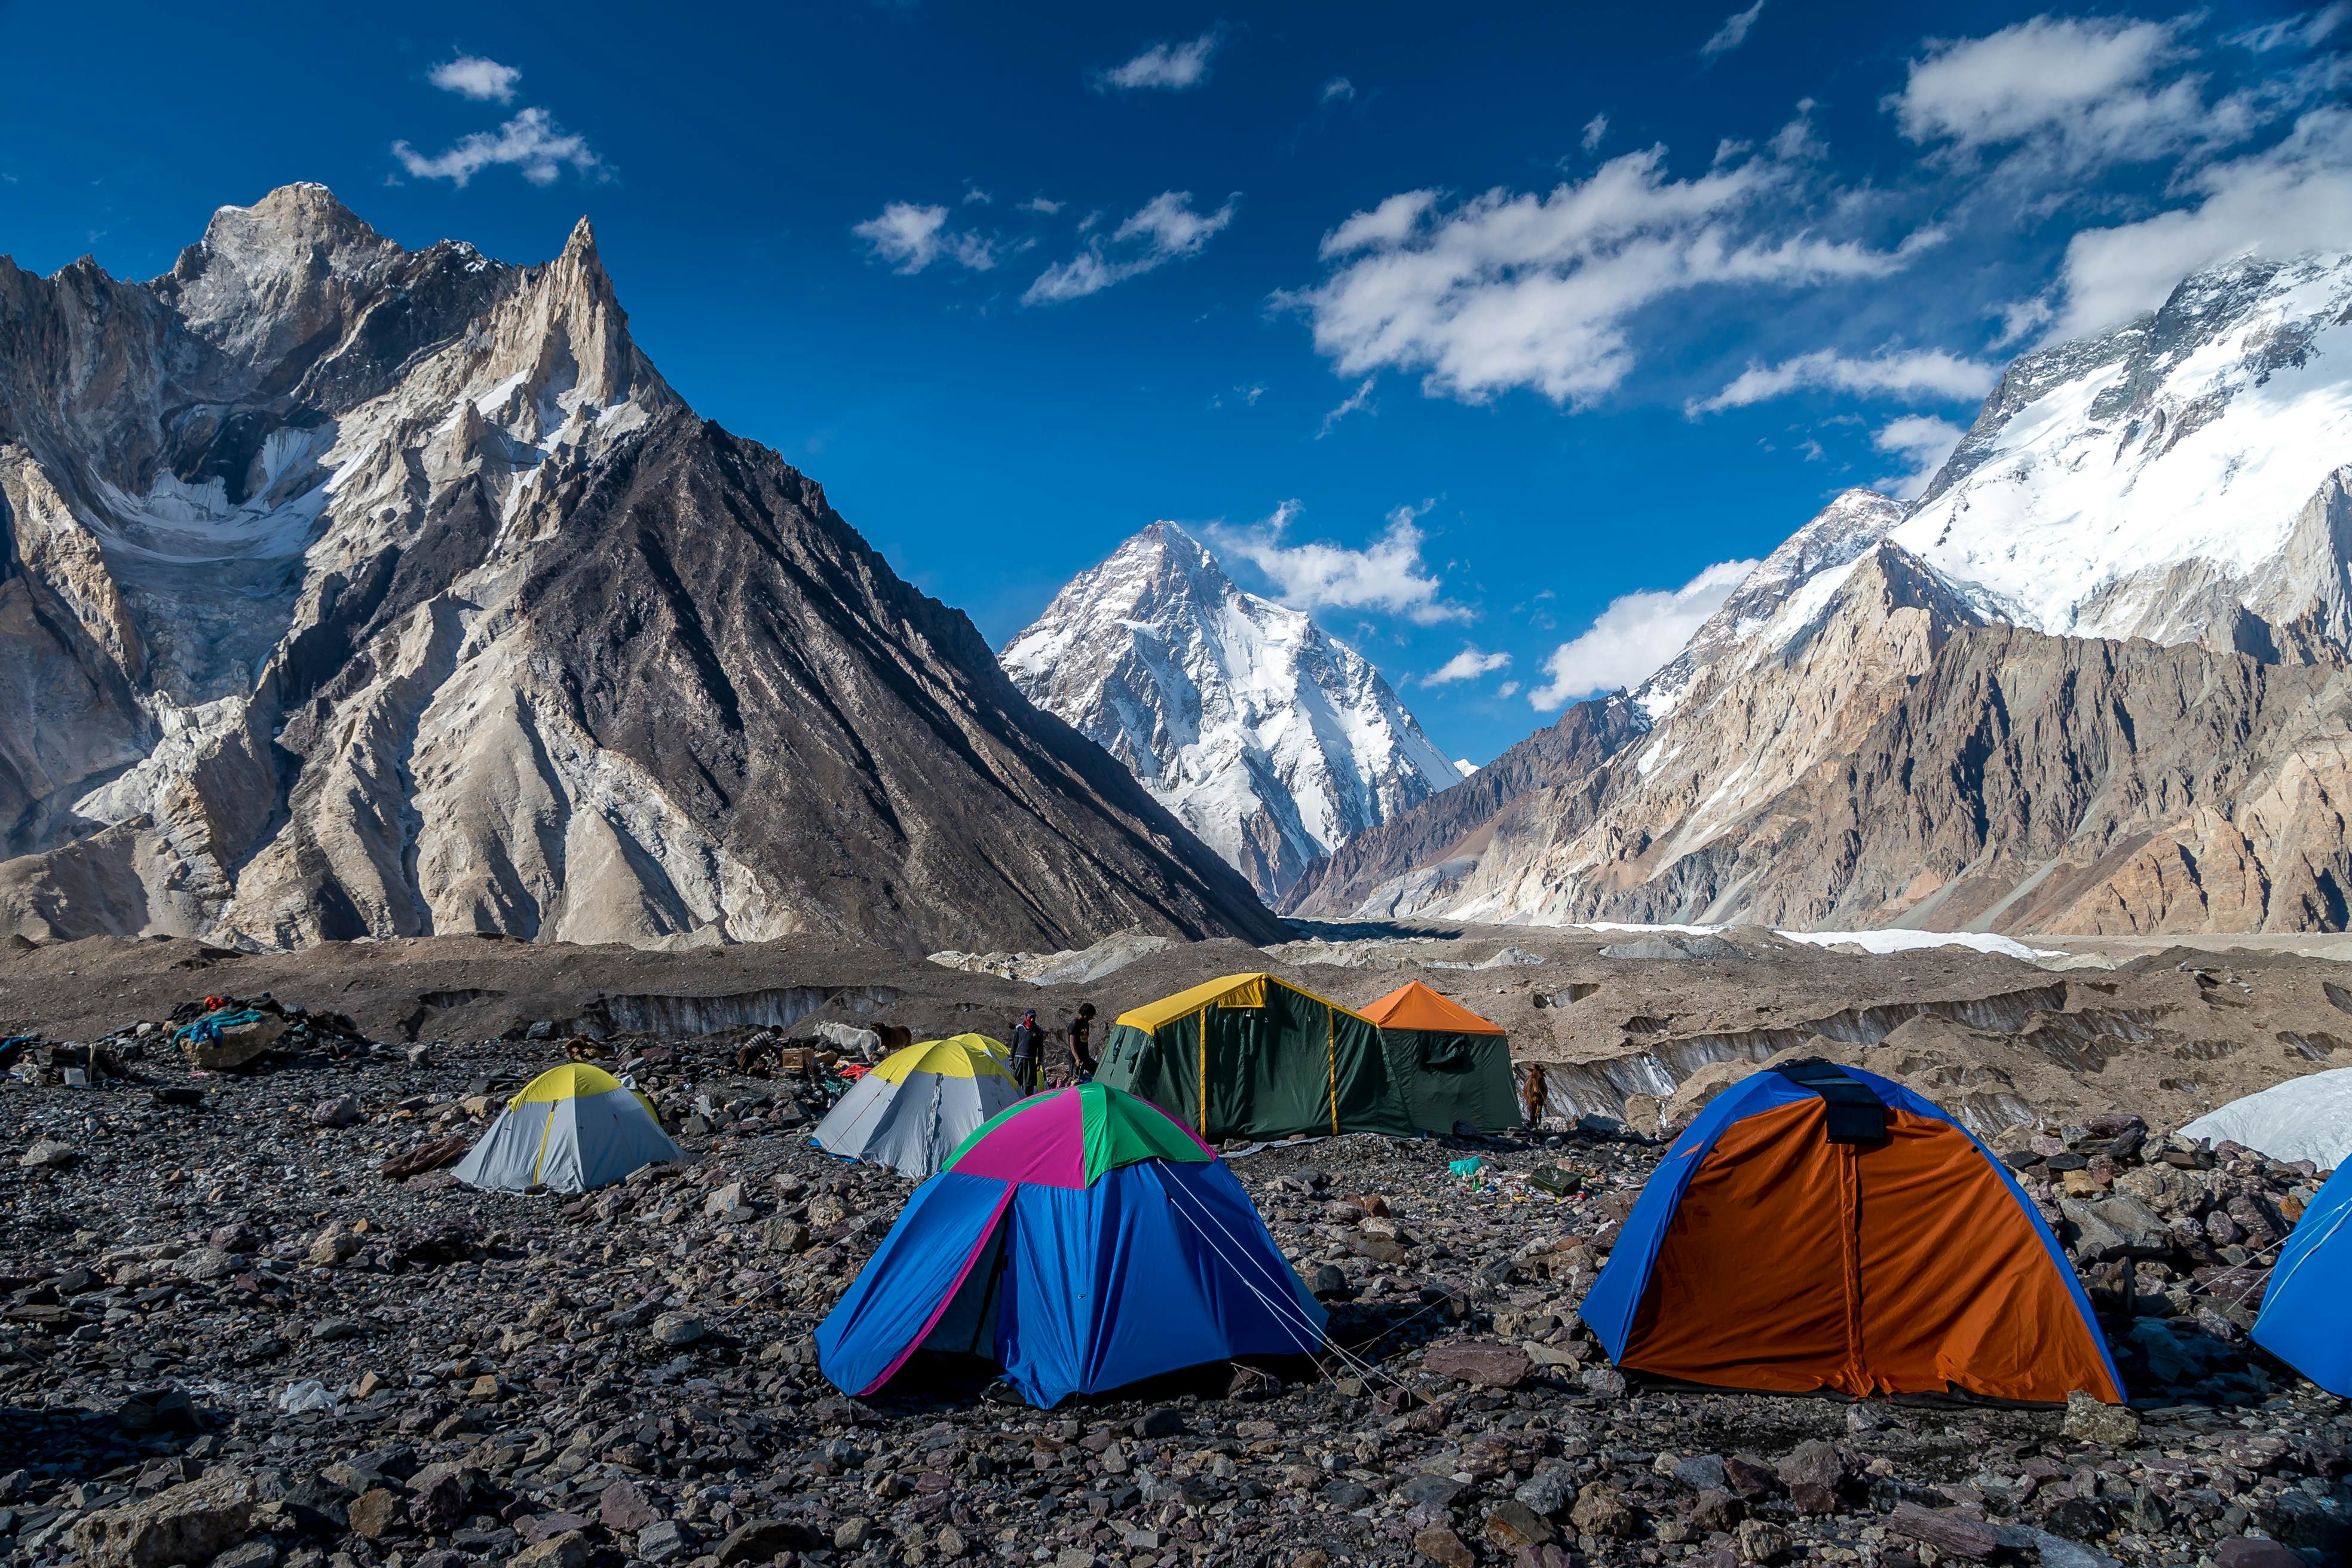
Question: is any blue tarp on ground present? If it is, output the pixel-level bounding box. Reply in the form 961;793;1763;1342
816;1157;1325;1408
2254;1158;2352;1395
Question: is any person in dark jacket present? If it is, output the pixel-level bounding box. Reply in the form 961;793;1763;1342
1008;1008;1045;1094
1051;1002;1098;1088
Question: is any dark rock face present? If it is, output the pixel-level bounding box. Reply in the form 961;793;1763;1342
0;185;1276;954
1282;691;1644;918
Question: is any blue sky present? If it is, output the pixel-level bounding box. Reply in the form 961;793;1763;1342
2;1;2345;765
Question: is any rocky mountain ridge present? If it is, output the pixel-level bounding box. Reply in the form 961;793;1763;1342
0;185;1282;953
1002;521;1456;901
1290;252;2352;936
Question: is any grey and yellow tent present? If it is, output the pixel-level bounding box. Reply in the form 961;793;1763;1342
1360;981;1524;1136
453;1064;681;1193
1095;973;1414;1142
812;1034;1022;1180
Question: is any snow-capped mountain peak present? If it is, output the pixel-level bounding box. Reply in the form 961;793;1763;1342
1894;250;2352;653
1003;521;1458;899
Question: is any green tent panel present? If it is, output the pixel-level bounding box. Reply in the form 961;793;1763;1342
1096;973;1416;1143
1361;981;1524;1136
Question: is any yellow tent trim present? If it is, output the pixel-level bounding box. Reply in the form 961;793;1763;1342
1196;1003;1211;1132
529;1102;558;1186
1115;972;1373;1033
510;1062;624;1109
1325;1005;1340;1135
871;1034;1012;1085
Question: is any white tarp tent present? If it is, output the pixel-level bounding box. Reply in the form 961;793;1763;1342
2181;1068;2352;1170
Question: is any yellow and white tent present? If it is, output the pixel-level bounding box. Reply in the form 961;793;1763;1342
813;1034;1021;1180
453;1063;681;1194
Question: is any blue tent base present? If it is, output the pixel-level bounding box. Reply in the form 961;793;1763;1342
857;1349;1322;1411
819;1159;1328;1409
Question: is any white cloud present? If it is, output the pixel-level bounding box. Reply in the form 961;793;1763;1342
963;186;993;205
852;201;997;273
1024;190;1237;305
1019;196;1065;215
1316;377;1376;437
1424;647;1512;685
1689;347;1998;413
1768;99;1826;161
1888;16;2210;173
429;54;522;103
1496;680;1522;699
1582;113;1609;152
1988;296;2055;348
1531;559;1756;708
2231;4;2347;53
1322;76;1356;103
1702;0;1767;58
2049;105;2352;336
1207;501;1468;624
1092;32;1219;92
1870;414;1966;499
1283;148;1940;406
391;106;601;187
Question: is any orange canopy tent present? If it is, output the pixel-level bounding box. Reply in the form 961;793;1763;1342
1361;981;1507;1035
1361;981;1522;1135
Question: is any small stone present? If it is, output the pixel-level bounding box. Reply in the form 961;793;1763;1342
311;1095;362;1128
635;1520;690;1564
69;1471;256;1568
1516;1468;1575;1518
1885;1502;2004;1561
834;1515;874;1549
1673;1454;1729;1493
2216;1539;2310;1568
510;1532;589;1568
1412;1525;1476;1568
2060;1390;2141;1447
717;1520;814;1564
346;1488;402;1541
1136;1407;1186;1438
1053;1551;1098;1568
1484;1499;1555;1549
1736;1519;1791;1564
308;1227;360;1267
20;1138;76;1168
599;1478;659;1534
1422;1341;1530;1389
650;1312;705;1347
310;1319;359;1343
1571;1482;1638;1540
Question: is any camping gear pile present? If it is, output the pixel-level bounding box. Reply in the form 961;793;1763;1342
811;1034;1021;1180
817;1082;1327;1407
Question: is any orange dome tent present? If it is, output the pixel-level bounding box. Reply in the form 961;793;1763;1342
1581;1059;2123;1404
1361;981;1523;1136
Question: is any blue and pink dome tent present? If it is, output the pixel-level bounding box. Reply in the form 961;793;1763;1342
816;1083;1327;1408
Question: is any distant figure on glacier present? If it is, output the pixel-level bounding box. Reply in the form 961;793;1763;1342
1052;1003;1098;1088
1008;1009;1046;1094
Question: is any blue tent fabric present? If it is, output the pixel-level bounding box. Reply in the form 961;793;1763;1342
1580;1062;2122;1402
815;1172;1014;1398
2253;1159;2352;1394
817;1156;1326;1408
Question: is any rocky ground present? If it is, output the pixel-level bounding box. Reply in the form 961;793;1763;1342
3;995;2344;1568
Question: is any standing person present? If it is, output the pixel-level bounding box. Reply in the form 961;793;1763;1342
1051;1002;1098;1088
1008;1008;1045;1095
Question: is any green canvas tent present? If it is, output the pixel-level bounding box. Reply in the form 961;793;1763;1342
1096;973;1416;1142
1361;981;1524;1135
